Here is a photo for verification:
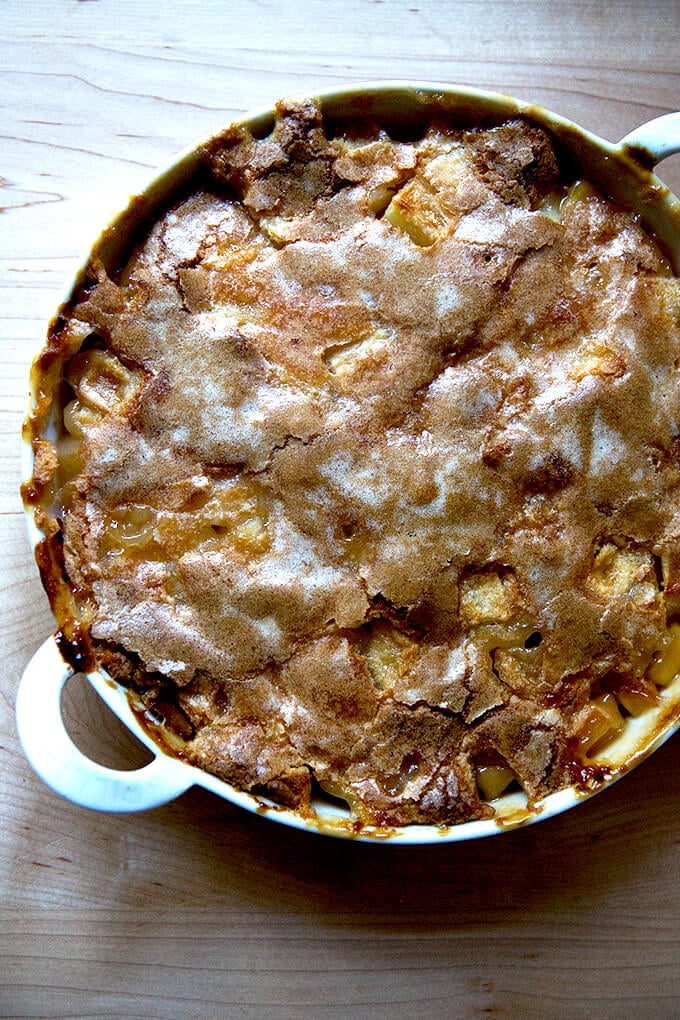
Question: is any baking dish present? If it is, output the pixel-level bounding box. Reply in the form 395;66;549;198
16;82;680;843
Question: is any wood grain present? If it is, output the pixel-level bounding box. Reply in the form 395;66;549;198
2;2;680;1017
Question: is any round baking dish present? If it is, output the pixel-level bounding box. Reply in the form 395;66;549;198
17;82;680;844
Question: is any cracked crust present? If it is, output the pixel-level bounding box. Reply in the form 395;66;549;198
26;99;680;826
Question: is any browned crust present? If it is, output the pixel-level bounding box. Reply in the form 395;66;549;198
22;99;680;824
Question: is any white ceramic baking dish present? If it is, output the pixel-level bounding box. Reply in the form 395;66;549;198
16;83;680;844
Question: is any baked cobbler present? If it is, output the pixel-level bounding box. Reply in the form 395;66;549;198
24;98;680;827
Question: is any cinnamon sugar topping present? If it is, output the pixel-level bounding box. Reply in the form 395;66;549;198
27;100;680;826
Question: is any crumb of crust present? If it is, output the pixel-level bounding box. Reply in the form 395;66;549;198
30;99;680;827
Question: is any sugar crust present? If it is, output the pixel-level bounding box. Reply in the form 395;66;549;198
32;99;680;826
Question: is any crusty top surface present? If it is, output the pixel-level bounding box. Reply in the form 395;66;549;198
36;99;680;825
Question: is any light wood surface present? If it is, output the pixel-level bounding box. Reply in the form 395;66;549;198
2;2;680;1017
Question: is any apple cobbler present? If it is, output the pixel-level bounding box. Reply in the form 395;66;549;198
25;99;680;827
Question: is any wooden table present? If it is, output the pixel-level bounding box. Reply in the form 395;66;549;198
2;2;679;1016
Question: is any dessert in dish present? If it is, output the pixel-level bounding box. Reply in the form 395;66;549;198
24;98;680;827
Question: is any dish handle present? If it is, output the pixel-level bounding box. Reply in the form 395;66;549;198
619;111;680;166
16;635;193;812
